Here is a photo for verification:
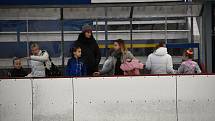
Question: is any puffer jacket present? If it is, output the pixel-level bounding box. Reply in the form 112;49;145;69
145;47;175;74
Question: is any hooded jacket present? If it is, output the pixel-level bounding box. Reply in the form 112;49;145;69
145;47;175;74
74;33;101;75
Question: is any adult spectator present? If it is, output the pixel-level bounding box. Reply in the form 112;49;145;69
74;24;101;76
94;39;135;76
145;41;175;74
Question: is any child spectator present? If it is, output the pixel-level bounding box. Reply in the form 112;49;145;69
9;57;27;77
178;49;201;74
26;43;51;77
65;47;87;77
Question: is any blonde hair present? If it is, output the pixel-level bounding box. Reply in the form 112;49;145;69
30;43;39;49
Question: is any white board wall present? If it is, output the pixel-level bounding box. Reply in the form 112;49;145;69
73;76;177;121
32;78;74;121
0;79;32;121
0;75;215;121
177;75;215;121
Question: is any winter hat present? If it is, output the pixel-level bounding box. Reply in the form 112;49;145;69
82;24;93;32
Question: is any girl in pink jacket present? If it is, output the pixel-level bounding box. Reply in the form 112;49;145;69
178;49;201;74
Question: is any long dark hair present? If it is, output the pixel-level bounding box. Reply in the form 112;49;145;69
113;39;127;54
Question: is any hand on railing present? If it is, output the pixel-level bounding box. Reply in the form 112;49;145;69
93;72;100;76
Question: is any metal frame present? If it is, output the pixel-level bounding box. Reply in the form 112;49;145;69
0;2;203;68
60;8;65;73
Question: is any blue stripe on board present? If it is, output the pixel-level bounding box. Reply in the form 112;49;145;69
0;21;26;32
0;42;27;58
0;20;93;32
166;43;199;48
28;20;61;32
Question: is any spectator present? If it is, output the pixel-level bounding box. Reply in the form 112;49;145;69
178;49;201;74
94;39;135;76
65;47;87;77
26;43;51;77
94;49;114;76
74;24;101;76
9;57;27;77
145;41;175;74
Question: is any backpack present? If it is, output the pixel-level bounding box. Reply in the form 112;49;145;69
41;50;61;77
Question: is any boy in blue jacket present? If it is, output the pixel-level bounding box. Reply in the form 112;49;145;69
65;47;87;76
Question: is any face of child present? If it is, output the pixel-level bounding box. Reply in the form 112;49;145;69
73;48;82;58
84;31;92;39
14;59;22;69
113;42;120;51
31;47;40;55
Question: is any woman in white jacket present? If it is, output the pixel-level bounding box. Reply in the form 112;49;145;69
145;42;175;74
26;43;51;77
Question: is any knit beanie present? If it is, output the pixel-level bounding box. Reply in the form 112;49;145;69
82;24;93;32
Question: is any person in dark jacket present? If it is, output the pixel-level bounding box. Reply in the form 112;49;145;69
9;57;27;77
74;24;101;76
65;47;87;77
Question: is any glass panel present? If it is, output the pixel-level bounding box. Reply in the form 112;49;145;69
0;8;60;20
0;8;61;71
22;20;62;66
63;19;94;57
133;4;202;18
0;3;203;77
107;7;131;19
131;17;166;64
64;7;106;20
0;20;27;69
167;17;187;30
106;20;131;51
